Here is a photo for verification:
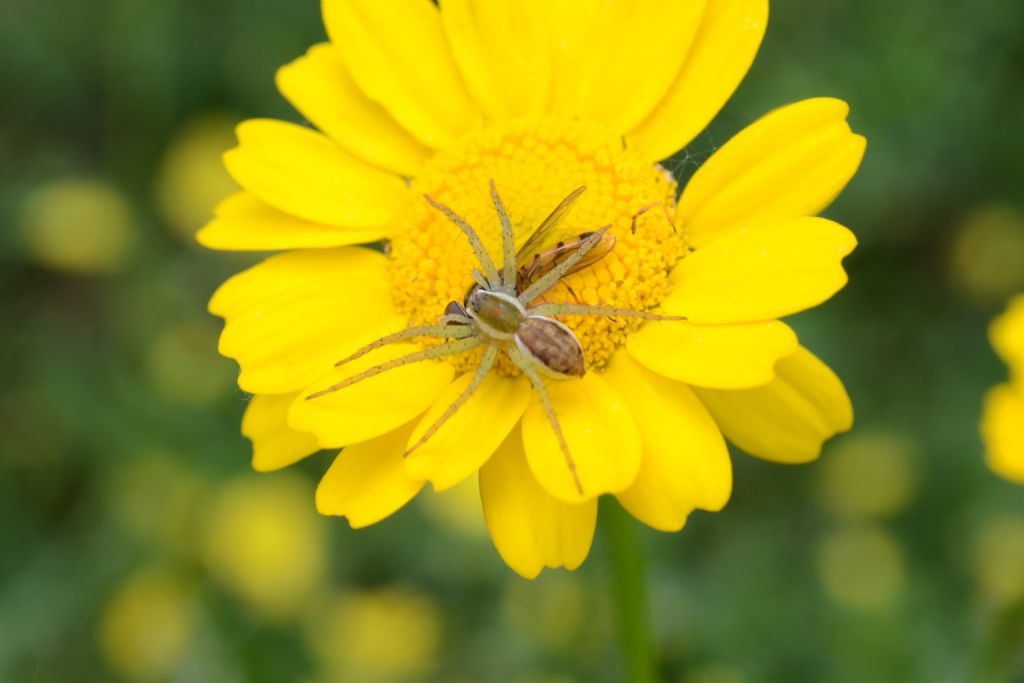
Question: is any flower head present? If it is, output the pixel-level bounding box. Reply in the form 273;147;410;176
982;295;1024;482
203;0;865;578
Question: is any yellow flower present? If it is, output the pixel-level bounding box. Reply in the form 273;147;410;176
949;204;1024;304
203;0;864;578
815;524;906;612
814;430;920;520
98;568;197;682
982;294;1024;482
19;178;136;275
155;113;241;242
972;513;1024;606
201;474;328;619
304;587;442;681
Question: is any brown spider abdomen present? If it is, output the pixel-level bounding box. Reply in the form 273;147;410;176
515;316;586;378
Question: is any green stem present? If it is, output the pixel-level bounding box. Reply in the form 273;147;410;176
601;497;659;683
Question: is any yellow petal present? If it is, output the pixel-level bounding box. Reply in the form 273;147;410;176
479;432;597;579
982;383;1024;484
214;249;399;394
317;424;425;528
440;0;549;118
538;0;600;115
549;0;708;135
197;193;385;251
990;294;1024;377
228;313;405;395
323;0;483;149
288;343;455;448
603;353;731;531
210;245;387;320
405;371;531;492
677;98;867;247
694;346;853;463
662;217;857;323
242;393;321;472
627;0;768;161
521;372;641;504
223;119;408;228
628;320;797;389
276;43;430;177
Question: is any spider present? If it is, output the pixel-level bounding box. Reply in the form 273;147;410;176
307;181;685;494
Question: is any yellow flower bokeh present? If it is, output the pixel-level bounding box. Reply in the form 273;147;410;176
19;178;136;275
146;317;235;407
815;430;920;520
201;474;327;619
304;587;443;682
972;514;1024;606
982;295;1024;482
815;524;906;612
98;568;197;682
155;114;240;242
950;204;1024;304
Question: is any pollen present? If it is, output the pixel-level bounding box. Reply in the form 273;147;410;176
388;117;685;375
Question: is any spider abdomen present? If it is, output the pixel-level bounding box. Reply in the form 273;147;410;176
515;316;586;378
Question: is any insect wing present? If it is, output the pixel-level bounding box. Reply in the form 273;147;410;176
516;232;616;291
514;186;587;262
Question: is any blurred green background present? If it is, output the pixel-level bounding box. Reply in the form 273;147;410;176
3;1;1024;682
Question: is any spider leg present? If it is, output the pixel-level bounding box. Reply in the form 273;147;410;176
333;323;474;367
518;224;612;305
489;180;517;292
561;282;581;303
471;268;489;290
424;194;500;287
507;346;584;496
404;344;500;457
440;314;471;327
307;336;482;400
528;303;687;322
631;200;677;234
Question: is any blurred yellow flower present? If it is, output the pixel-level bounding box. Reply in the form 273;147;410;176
146;317;235;406
982;295;1024;482
106;451;209;556
201;473;327;619
972;513;1024;606
204;0;863;578
155;113;240;241
949;204;1024;304
417;474;488;540
305;587;442;682
98;568;197;682
815;524;906;612
815;430;919;519
19;178;136;274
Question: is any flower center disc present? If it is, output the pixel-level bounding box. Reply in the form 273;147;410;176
388;117;684;374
